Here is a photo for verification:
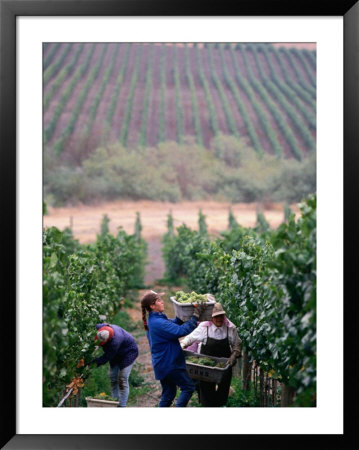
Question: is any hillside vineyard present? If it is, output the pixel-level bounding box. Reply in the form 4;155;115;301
43;42;316;161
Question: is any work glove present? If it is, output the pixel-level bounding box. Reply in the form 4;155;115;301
192;302;206;319
228;353;238;367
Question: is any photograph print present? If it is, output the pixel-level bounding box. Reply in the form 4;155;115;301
42;41;316;409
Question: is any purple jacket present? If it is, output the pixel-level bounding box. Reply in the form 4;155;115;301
93;323;138;369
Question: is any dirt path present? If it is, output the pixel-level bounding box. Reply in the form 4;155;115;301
144;236;165;286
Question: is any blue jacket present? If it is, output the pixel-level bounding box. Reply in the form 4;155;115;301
147;312;197;380
93;323;138;370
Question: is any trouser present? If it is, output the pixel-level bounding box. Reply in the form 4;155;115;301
159;369;195;407
199;367;232;407
109;362;134;407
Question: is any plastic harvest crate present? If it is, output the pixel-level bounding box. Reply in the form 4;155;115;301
85;397;118;407
170;294;216;321
183;350;230;383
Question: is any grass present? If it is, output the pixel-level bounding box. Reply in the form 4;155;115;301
81;364;111;406
226;377;260;407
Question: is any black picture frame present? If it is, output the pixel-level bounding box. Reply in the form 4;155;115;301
1;0;356;448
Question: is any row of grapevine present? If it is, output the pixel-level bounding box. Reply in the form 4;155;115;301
105;43;131;133
195;45;220;137
173;45;184;144
52;44;109;154
229;46;284;157
250;46;316;152
83;44;121;136
43;43;73;84
119;44;142;147
270;47;316;110
236;43;316;97
260;46;316;129
43;43;316;159
218;45;264;156
43;215;147;406
138;45;154;147
44;44;96;144
280;47;316;98
239;45;304;160
44;44;85;111
162;194;316;406
184;44;203;146
302;48;317;71
43;42;61;71
291;47;316;88
207;45;240;139
158;44;166;143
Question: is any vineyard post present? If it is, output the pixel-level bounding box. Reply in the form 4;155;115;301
280;384;295;407
253;363;257;396
274;380;279;407
241;351;251;391
264;373;269;407
259;367;264;407
232;357;240;378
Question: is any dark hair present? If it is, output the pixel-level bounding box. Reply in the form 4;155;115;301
140;292;158;330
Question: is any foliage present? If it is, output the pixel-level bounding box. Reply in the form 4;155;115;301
254;209;271;233
44;137;316;206
226;378;260;407
162;194;316;406
227;208;238;230
161;224;210;286
99;214;110;237
198;209;208;235
43;220;147;406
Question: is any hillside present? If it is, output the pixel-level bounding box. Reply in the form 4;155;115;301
43;42;316;206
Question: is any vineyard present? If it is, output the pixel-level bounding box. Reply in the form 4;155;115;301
43;42;316;206
43;194;316;408
43;41;316;408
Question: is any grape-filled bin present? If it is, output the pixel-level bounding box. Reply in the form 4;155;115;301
170;293;216;321
183;350;230;383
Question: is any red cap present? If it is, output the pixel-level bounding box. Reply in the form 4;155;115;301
94;326;114;346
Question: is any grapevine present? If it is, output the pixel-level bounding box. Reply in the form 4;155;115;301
174;290;207;304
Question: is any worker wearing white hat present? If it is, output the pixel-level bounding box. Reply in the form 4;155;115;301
181;302;242;406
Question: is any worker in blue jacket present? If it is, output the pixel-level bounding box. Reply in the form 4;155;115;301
141;290;206;407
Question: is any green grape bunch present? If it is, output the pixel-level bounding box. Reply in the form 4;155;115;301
186;356;227;368
174;290;207;304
